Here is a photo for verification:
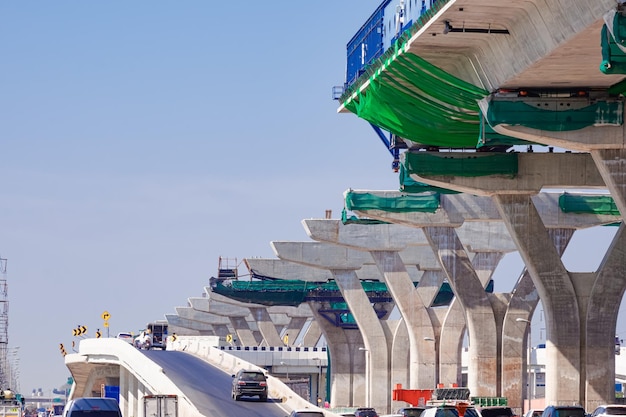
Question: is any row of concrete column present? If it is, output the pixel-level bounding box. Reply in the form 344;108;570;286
260;190;622;413
166;192;622;412
396;148;626;414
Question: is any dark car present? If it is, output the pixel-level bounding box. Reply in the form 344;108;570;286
541;406;587;417
63;398;122;417
231;369;268;401
398;408;430;417
355;408;379;417
476;407;516;417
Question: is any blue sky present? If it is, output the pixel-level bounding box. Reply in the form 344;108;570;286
0;0;396;393
0;1;622;396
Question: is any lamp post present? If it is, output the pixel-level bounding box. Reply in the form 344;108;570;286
516;318;532;414
424;337;436;389
313;357;322;405
359;347;370;406
280;361;289;380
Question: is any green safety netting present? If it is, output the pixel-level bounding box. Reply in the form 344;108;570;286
479;111;535;147
483;98;623;132
399;163;461;194
345;190;440;213
601;10;626;75
341;3;626;145
210;278;393;307
402;152;518;178
558;192;620;215
342;52;490;148
341;208;389;225
210;277;488;309
339;1;531;149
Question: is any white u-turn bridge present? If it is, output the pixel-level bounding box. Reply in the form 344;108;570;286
65;337;331;417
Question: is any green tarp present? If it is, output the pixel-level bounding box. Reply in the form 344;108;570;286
483;98;623;131
340;3;626;147
403;152;518;178
345;190;440;213
210;277;489;309
601;10;626;75
399;163;461;193
558;193;619;215
343;52;492;148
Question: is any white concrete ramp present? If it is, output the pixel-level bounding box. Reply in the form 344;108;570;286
65;338;202;417
65;337;335;417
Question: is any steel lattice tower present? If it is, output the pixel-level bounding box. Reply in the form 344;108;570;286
0;257;9;389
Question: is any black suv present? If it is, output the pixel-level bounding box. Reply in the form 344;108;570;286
355;408;378;417
476;407;516;417
231;369;268;401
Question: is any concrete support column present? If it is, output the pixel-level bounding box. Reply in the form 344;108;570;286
136;378;147;415
333;269;391;412
229;316;258;346
302;319;323;347
418;270;447;306
119;367;129;417
128;371;138;417
249;307;283;346
391;319;411;394
591;149;626;215
437;299;465;387
308;301;366;407
423;226;499;397
586;223;626;409
472;252;503;285
495;194;581;406
504;270;541;413
82;370;98;397
371;250;436;389
211;323;235;343
411;269;464;387
283;317;307;347
503;228;574;413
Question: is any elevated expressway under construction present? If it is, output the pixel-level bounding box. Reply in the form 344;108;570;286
64;1;626;416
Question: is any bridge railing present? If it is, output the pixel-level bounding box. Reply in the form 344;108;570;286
169;336;336;416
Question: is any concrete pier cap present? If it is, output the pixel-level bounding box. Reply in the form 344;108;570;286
175;306;231;325
188;296;251;317
302;219;428;251
303;218;517;254
245;256;403;282
401;153;607;197
346;190;619;230
165;314;215;333
201;287;294;326
271;241;376;270
244;258;334;281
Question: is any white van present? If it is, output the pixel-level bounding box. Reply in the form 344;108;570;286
62;398;122;417
421;407;460;417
